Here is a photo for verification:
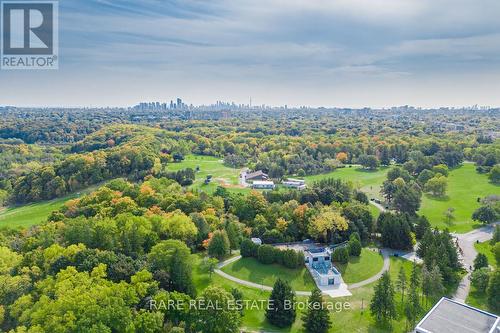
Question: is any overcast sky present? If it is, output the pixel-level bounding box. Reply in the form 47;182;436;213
1;0;500;108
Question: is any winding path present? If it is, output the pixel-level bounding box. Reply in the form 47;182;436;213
452;223;498;301
215;255;313;296
347;249;390;289
215;248;392;296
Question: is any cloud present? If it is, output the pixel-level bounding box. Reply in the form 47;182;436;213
1;0;500;107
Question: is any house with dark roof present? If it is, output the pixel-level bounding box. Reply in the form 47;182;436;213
245;170;269;182
415;297;499;333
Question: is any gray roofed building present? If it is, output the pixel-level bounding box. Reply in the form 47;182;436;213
415;297;500;333
245;170;269;181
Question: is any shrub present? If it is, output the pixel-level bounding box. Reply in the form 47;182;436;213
273;247;284;265
296;251;305;268
332;247;349;264
258;245;276;264
282;249;298;269
348;239;362;257
240;239;258;258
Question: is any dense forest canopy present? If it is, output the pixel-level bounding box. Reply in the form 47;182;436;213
0;106;499;332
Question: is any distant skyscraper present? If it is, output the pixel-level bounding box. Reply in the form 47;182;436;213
177;98;182;109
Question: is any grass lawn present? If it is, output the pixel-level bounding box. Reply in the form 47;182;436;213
166;154;243;193
335;248;384;284
466;242;497;315
418;163;499;234
474;241;497;268
369;203;382;220
304;165;390;200
0;184;101;229
0;191;86;229
193;253;437;333
221;257;316;291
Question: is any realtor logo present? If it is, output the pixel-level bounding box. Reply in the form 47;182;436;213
1;0;58;69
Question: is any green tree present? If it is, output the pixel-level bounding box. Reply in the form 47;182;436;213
393;185;421;215
405;261;421;328
208;230;230;260
195;286;241;333
201;257;219;279
266;278;296;328
332;247;349;264
148;240;195;296
489;165;500;184
491;225;500;245
258;245;276;264
472;205;498;224
424;175;447;196
493;243;500;266
370;272;396;324
348;238;362;256
225;221;241;253
471;267;490;293
302;289;331;333
487;269;500;312
358;154;379;170
395;266;407;304
474;253;489;271
240;238;258;258
443;207;456;225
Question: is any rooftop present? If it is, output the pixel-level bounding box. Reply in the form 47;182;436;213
252;180;274;185
415;297;500;333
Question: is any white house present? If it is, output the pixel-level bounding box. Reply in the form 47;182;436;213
251;180;275;189
251;238;262;245
304;247;341;286
283;178;306;190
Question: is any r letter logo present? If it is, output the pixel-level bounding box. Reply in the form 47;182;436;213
1;1;58;69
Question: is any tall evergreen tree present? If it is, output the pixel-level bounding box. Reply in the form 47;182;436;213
405;261;421;328
266;278;297;328
302;289;331;333
396;266;407;305
370;272;396;324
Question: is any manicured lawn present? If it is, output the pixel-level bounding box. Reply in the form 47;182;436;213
335;248;384;284
474;241;496;268
0;185;99;229
166;154;243;193
0;193;80;229
304;165;390;200
464;243;497;314
194;253;437;333
419;163;499;233
221;257;316;291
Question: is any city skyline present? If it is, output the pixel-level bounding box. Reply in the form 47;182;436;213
1;0;500;107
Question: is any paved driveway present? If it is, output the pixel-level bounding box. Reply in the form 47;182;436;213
452;223;498;301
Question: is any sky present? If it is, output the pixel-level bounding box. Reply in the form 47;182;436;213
1;0;500;108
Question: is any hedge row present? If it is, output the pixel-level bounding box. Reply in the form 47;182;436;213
240;239;304;269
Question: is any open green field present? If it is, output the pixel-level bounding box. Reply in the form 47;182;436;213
335;248;384;284
304;165;390;200
0;193;80;229
474;241;497;268
194;253;431;333
166;154;243;193
221;257;316;291
0;185;99;229
419;163;499;233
